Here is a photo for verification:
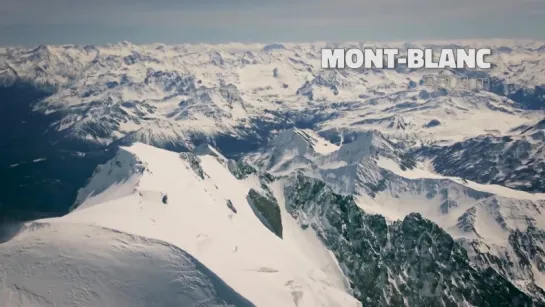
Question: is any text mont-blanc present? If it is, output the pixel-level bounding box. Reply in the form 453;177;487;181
322;48;492;69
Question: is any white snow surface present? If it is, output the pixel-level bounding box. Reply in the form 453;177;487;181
0;222;254;307
0;143;361;307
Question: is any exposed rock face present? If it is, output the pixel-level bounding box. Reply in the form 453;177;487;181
247;188;283;239
284;173;536;306
418;134;545;193
179;152;207;179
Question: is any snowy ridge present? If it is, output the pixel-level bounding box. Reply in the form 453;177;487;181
1;143;361;307
72;147;145;210
245;128;341;174
246;128;403;195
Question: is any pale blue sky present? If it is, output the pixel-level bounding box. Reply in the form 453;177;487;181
0;0;544;45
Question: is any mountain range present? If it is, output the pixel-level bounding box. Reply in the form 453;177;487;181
1;40;545;306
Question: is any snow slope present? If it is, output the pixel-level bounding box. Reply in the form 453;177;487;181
0;143;360;307
0;222;254;307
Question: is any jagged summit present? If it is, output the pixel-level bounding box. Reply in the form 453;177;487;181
245;128;407;195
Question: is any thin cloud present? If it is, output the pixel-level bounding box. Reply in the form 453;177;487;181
0;0;543;44
1;0;542;26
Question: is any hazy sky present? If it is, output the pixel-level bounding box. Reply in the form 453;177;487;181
1;0;544;45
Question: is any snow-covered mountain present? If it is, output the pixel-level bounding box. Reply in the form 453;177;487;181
244;127;545;301
1;143;361;307
2;40;545;305
1;143;538;306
